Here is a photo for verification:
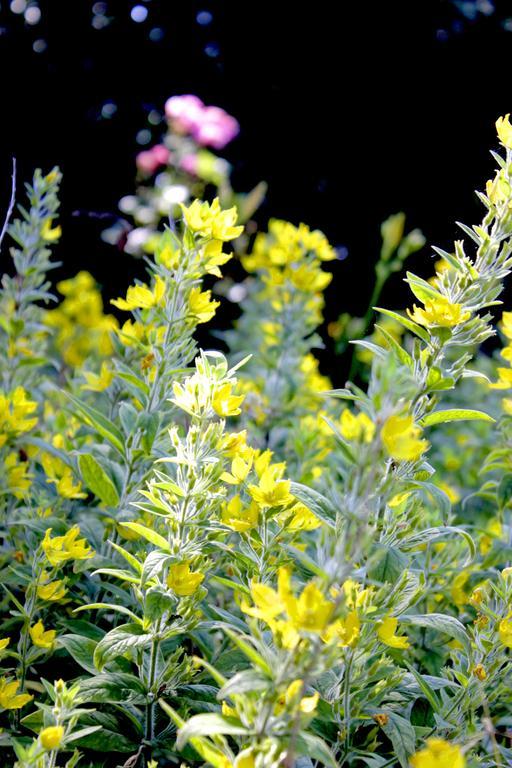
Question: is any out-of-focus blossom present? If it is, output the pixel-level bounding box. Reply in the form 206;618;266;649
165;94;239;149
136;144;171;175
180;154;199;175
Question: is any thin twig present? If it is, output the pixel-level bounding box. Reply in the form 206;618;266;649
0;157;17;253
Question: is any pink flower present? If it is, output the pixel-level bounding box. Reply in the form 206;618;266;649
165;94;205;132
192;106;239;149
136;144;171;175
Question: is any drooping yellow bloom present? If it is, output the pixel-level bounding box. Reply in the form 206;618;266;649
81;362;114;392
377;617;410;649
408;297;470;328
37;579;67;602
181;198;243;242
248;466;294;508
40;218;62;242
40;725;65;750
0;678;33;710
111;275;166;312
29;620;56;649
496;114;512;149
221;496;259;532
188;287;220;324
381;414;428;462
212;382;244;418
410;738;465;768
339;410;375;443
499;615;512;647
42;526;94;567
167;562;204;596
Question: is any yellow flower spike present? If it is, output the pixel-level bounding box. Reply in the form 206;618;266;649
0;678;33;710
36;579;67;602
212;382;245;418
248;466;294;508
381;414;428;463
221;496;259;532
339;410;375;443
499;615;512;647
377;616;410;649
167;562;204;596
40;219;62;242
496;114;512;149
188;286;220;324
410;737;465;768
40;725;65;750
29;620;56;649
42;526;94;567
407;297;470;328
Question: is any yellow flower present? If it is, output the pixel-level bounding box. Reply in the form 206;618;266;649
167;562;204;596
381;414;428;462
0;386;38;446
339;410;375;443
473;664;487;681
451;571;469;607
212;382;244;418
29;620;56;649
499;615;512;647
284;580;334;633
282;679;319;714
42;526;94;566
241;568;290;623
221;456;253;485
181;198;243;241
234;749;255;768
37;579;67;602
221;496;259;532
491;367;512;389
81;362;114;392
324;611;360;647
0;637;9;652
281;502;321;531
41;219;62;242
408;297;470;328
117;319;145;347
377;617;409;649
248;466;294;508
40;725;65;750
496;114;512;149
5;452;32;498
41;454;87;500
0;678;33;710
188;287;220;324
410;738;465;768
111;275;165;312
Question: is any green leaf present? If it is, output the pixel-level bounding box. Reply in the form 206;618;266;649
119;521;170;551
77;672;146;704
295;733;339;768
400;613;471;655
374;324;413;368
78;453;120;506
381;712;416;768
368;545;408;584
176;714;248;749
224;628;272;676
497;474;512;509
93;623;152;671
289;482;336;528
159;700;233;768
74;602;143;624
420;408;494;427
399;526;475;566
58;634;98;675
62;390;125;455
373;308;430;343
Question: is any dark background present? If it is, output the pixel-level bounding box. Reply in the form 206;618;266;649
0;0;510;377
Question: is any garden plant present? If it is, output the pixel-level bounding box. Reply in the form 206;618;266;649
2;101;512;768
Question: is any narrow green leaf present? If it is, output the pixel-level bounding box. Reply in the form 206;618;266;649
421;408;494;427
78;453;120;506
374;308;430;343
119;521;170;552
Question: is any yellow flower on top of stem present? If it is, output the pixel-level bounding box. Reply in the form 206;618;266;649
40;725;65;750
180;198;243;242
408;297;470;329
496;113;512;150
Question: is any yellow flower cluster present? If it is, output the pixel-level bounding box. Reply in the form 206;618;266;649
0;386;37;446
41;525;94;566
45;272;118;367
408;297;470;329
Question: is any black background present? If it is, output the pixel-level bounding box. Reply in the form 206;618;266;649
0;0;510;378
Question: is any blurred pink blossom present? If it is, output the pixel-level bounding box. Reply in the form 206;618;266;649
136;144;171;175
165;94;239;149
180;154;199;176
